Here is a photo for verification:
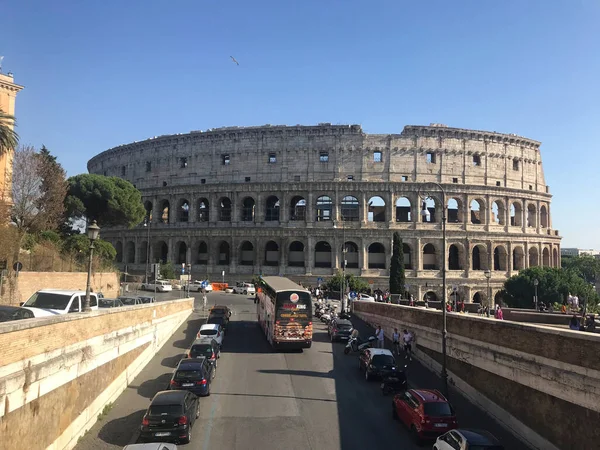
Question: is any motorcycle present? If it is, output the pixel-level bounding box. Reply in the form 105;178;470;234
381;368;407;395
343;335;376;355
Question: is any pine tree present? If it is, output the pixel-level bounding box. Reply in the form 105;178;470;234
389;232;405;294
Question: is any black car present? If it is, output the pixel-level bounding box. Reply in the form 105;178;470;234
207;314;228;331
328;319;353;341
186;338;220;366
139;390;199;444
0;305;35;322
359;348;399;381
435;429;504;449
169;357;215;396
98;298;124;308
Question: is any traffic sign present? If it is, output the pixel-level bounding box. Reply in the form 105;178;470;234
13;261;23;272
317;277;323;283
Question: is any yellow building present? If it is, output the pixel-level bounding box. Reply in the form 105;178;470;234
0;71;24;203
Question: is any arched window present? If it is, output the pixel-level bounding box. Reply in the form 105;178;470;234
125;242;135;264
288;241;305;267
448;244;461;270
264;241;279;266
144;201;153;222
527;204;537;228
494;246;507;271
154;241;168;264
423;244;437;270
540;205;548;228
367;243;386;269
265;196;280;221
218;241;230;265
178;199;190;222
368;196;386;222
470;199;485;224
491;201;505;225
316;196;333;221
197;198;209;222
395;197;411;222
315;241;332;267
240;241;255;265
472;245;488;270
447;198;461;223
196;241;208;264
219;197;232;222
342;241;359;268
510;202;523;227
159;200;170;224
403;243;412;269
115;241;123;263
420;197;437;223
241;197;256;222
528;247;539;267
176;241;187;264
513;247;524;270
340;196;359;221
542;248;550;267
290;196;306;221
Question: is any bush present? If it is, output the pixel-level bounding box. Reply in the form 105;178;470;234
159;262;176;280
325;271;369;293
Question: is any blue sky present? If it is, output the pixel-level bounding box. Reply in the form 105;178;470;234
2;0;599;248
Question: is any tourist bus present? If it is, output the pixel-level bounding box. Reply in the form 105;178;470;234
256;276;313;349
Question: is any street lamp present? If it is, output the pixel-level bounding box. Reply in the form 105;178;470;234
533;278;539;310
144;215;151;284
333;218;347;312
418;183;448;397
484;270;491;317
84;220;101;312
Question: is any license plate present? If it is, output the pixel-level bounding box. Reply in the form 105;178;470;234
340;336;348;340
434;423;448;428
155;432;171;436
182;383;194;387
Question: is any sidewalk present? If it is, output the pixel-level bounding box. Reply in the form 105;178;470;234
349;314;530;450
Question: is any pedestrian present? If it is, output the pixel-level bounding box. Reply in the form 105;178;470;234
496;306;504;320
392;327;400;355
569;315;580;330
375;325;385;349
402;329;413;361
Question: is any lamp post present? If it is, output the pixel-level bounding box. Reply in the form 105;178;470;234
334;218;347;312
84;220;101;312
144;215;151;284
533;278;539;310
484;270;491;317
418;183;448;397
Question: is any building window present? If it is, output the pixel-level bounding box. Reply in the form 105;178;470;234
121;166;126;176
162;181;168;187
426;152;436;164
402;175;408;182
201;179;206;184
473;154;481;166
222;154;230;165
245;177;251;182
496;181;501;187
268;153;277;163
145;161;152;172
180;157;188;168
529;185;533;190
513;160;519;171
452;177;458;183
347;175;354;181
373;151;382;162
319;152;329;162
294;175;301;182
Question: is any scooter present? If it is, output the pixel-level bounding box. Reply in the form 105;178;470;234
381;368;407;395
343;335;376;355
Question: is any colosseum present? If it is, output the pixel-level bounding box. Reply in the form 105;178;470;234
88;123;561;304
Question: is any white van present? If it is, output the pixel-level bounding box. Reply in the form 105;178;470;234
21;289;99;317
141;280;173;292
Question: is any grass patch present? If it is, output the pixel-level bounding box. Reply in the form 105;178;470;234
97;402;114;421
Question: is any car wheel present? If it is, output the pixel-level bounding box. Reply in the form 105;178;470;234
411;426;423;446
183;428;192;444
344;347;350;355
244;290;247;295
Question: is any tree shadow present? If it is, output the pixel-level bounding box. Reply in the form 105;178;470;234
257;369;334;379
173;316;205;349
311;331;332;343
98;409;146;446
134;372;173;399
161;353;185;368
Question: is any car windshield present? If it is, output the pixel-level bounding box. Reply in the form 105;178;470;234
424;402;453;417
140;297;154;303
23;292;70;310
99;299;118;307
120;298;137;305
149;404;183;416
371;354;395;366
190;345;213;357
200;329;217;336
337;323;353;329
174;369;203;380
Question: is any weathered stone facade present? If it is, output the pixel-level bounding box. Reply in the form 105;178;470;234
87;123;561;302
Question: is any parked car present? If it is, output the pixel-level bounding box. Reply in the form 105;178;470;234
119;297;143;306
0;305;35;322
232;282;255;295
169;357;216;397
99;298;124;308
207;314;229;331
138;296;156;304
392;389;458;444
189;281;213;292
141;280;173;292
139;390;199;444
185;338;220;366
328;318;353;341
209;305;231;318
359;348;399;380
356;293;375;302
197;323;224;347
123;443;177;450
434;429;504;450
21;290;99;317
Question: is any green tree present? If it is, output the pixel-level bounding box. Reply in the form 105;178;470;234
35;146;67;230
159;262;176;280
562;255;600;284
389;232;405;294
325;271;370;293
65;174;145;228
94;239;117;261
39;230;62;245
0;109;19;154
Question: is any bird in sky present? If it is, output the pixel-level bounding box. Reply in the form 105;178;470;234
230;56;239;66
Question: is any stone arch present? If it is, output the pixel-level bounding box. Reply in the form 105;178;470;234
288;241;305;267
529;247;539;267
423;243;438;270
403;243;412;269
553;248;559;267
264;240;279;266
527;203;537;228
315;241;332;267
395;197;412;222
125;241;136;264
139;241;148;265
448;244;462;270
420;196;438;223
265;195;280;221
491;200;505;225
368;196;386;222
341;195;360;221
175;241;187;264
367;242;386;269
217;241;230;265
540;205;548;228
447;198;463;223
510;202;523;227
197;198;209;222
115;241;123;263
159;199;170;224
144;201;153;222
513;246;525;270
342;241;359;268
493;245;508;271
542;247;550;267
316;195;333;222
241;196;256;222
473;291;485;304
196;241;208;264
154;240;168;264
290;196;306;221
218;197;232;222
470;199;486;224
423;291;438;302
239;241;255;265
472;244;489;270
494;291;505;306
177;199;190;222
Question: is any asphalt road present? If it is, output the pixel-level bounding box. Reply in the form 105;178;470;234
75;292;529;450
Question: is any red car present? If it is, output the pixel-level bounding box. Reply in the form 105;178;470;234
392;389;458;444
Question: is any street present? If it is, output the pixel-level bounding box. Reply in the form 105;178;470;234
75;292;529;450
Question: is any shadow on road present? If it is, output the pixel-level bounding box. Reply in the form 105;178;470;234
173;316;205;349
98;409;145;446
161;353;185;368
258;368;335;378
135;372;172;399
220;320;273;354
211;391;338;403
311;330;332;343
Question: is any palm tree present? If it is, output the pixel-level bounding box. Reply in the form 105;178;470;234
0;109;19;155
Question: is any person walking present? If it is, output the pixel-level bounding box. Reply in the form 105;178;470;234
402;329;414;361
375;325;385;349
392;327;401;355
